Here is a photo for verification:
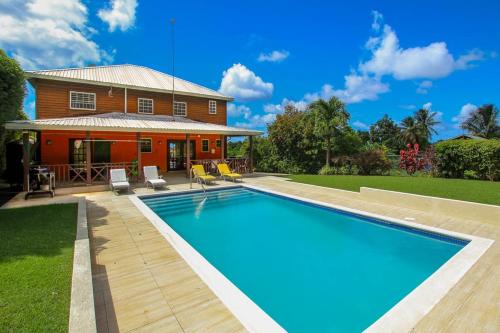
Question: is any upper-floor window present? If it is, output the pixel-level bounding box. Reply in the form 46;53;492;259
209;100;217;114
138;98;154;114
173;101;187;116
201;139;209;152
140;138;152;153
70;91;96;110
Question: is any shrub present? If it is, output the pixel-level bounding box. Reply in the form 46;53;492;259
318;165;337;175
434;139;500;181
355;149;392;175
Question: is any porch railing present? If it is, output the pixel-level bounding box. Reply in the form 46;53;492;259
37;162;138;187
189;158;250;175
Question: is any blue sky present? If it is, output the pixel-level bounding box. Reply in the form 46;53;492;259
1;0;499;140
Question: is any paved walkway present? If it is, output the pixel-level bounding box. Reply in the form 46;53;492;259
2;175;498;332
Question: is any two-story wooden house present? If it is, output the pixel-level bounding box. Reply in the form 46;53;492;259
6;64;260;189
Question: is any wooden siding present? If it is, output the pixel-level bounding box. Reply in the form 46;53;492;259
34;79;227;125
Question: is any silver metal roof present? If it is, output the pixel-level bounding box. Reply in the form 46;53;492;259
26;64;232;101
5;112;261;136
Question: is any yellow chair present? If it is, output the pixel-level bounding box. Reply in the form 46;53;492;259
217;163;242;182
191;165;217;185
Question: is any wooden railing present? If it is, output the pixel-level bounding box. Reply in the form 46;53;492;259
189;158;250;175
38;162;138;187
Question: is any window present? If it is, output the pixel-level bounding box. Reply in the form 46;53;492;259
209;100;217;114
173;101;187;116
140;138;152;153
216;139;221;148
138;98;154;114
70;91;96;110
69;139;87;164
201;139;209;152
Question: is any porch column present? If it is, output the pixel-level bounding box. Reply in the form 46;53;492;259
22;131;30;191
220;135;225;161
137;132;142;181
186;134;191;178
86;131;91;184
248;135;254;173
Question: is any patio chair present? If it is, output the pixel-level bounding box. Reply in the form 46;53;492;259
110;169;130;193
191;165;216;185
217;163;242;182
143;166;167;189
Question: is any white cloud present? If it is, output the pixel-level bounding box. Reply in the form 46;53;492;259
98;0;137;32
227;103;251;119
416;80;433;94
371;10;383;31
360;13;485;80
328;74;389;104
219;63;273;101
452;103;477;126
0;0;109;69
352;121;369;130
257;50;290;63
236;113;277;129
423;102;433;110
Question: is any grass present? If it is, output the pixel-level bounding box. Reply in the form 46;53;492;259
288;175;500;206
0;204;77;333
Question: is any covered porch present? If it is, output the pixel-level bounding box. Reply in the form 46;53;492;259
5;112;261;191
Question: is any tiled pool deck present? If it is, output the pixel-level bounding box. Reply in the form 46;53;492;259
3;175;499;332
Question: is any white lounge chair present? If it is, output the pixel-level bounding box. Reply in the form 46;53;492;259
110;169;130;193
143;166;167;189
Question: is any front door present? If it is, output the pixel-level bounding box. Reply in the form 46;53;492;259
168;140;195;171
92;140;111;164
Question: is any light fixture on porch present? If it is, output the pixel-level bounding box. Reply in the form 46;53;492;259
74;139;83;149
46;139;52;145
108;86;114;97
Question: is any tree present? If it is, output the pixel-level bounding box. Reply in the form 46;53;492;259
460;104;500;139
399;116;420;146
369;114;401;153
310;97;349;167
414;108;439;146
0;49;26;171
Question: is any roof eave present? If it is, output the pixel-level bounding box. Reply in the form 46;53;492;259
25;72;234;102
4;121;262;136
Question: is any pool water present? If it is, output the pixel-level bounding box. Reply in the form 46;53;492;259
142;187;465;332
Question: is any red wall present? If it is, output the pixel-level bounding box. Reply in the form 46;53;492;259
40;130;224;172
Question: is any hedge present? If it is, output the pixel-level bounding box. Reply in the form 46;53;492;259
434;139;500;180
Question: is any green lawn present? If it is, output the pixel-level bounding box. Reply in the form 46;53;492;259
0;204;77;333
289;175;500;206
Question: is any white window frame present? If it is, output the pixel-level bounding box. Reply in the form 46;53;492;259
138;98;154;114
201;139;209;152
69;91;96;111
173;101;187;117
209;100;217;114
140;138;153;153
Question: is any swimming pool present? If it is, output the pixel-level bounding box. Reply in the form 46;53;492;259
137;186;472;332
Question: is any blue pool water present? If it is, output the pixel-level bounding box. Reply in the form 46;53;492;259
142;187;465;332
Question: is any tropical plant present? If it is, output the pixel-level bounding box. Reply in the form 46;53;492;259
399;143;426;175
460;104;500;139
0;49;27;171
414;108;440;145
399;116;420;145
369;114;402;153
355;148;392;175
310;97;349;167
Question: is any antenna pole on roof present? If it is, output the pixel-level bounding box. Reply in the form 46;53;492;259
170;18;176;118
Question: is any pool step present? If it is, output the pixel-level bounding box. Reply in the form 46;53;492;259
144;191;256;209
143;188;248;205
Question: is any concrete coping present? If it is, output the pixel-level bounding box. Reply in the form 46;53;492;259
68;197;96;333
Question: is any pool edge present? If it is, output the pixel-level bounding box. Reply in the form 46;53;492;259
131;184;494;333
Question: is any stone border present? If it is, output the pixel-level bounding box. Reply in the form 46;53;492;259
68;197;96;333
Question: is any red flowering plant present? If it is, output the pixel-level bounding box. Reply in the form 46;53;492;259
399;143;427;175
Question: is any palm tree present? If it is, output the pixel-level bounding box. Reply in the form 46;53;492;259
414;108;440;144
310;97;349;167
461;104;500;138
399;116;420;145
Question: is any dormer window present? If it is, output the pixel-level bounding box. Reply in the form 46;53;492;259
70;91;96;110
138;98;154;114
173;101;187;116
209;100;217;114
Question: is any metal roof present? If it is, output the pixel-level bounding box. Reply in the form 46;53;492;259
26;64;232;101
5;112;261;136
